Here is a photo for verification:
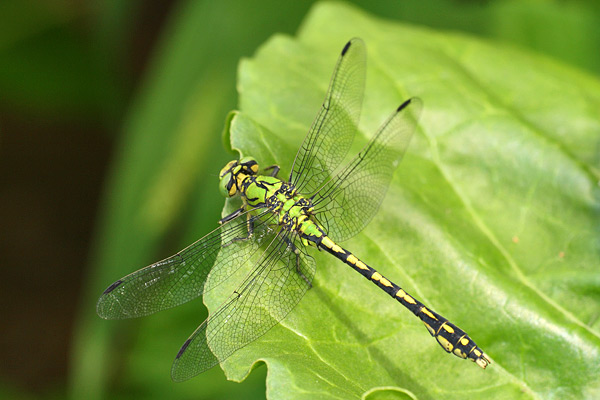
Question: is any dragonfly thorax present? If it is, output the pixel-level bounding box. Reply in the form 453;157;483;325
239;175;320;239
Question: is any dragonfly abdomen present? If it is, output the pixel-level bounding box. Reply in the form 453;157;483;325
318;235;491;369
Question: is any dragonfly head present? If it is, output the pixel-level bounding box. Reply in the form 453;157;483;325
219;156;259;197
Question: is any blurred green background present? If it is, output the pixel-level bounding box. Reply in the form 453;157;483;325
1;0;599;399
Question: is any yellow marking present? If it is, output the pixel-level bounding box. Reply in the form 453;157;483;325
379;277;392;287
436;336;453;352
371;272;382;282
236;174;245;187
355;260;368;270
421;308;436;320
460;337;469;346
473;349;482;357
423;323;435;336
395;289;406;298
251;164;258;173
297;215;307;224
403;295;417;305
321;236;344;253
347;254;358;265
321;237;334;249
441;323;455;334
453;348;467;358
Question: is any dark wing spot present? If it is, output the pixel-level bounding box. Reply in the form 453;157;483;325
176;338;192;359
397;98;412;112
341;40;352;56
103;280;123;294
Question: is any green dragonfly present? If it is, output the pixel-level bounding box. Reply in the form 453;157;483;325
97;38;490;381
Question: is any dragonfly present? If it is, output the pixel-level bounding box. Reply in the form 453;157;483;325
97;38;490;381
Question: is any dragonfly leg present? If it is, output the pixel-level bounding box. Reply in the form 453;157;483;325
283;236;312;288
219;207;244;224
223;212;256;247
264;164;281;177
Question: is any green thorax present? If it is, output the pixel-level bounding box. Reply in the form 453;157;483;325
242;175;282;207
241;174;325;244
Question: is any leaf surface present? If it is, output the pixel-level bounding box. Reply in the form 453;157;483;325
212;3;600;399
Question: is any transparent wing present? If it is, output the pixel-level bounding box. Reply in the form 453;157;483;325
312;98;423;242
171;231;315;381
96;208;278;319
290;38;366;196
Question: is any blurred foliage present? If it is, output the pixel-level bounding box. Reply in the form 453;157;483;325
1;0;599;399
0;0;123;120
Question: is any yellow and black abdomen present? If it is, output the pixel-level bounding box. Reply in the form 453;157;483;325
318;235;490;368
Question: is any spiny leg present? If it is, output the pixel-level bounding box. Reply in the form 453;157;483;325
219;207;244;224
264;164;281;178
283;235;312;288
221;211;255;248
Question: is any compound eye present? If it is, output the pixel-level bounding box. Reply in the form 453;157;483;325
239;156;258;174
219;173;236;197
219;160;238;178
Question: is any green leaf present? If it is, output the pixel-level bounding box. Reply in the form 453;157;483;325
210;2;600;399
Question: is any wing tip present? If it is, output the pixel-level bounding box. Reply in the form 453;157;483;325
341;40;352;56
341;37;366;57
102;279;123;294
397;97;423;115
175;338;192;360
171;338;195;382
397;98;413;112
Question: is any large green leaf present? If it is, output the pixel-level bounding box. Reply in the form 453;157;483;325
206;2;600;399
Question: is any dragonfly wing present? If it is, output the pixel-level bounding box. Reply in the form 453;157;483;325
96;208;277;319
171;231;315;381
312;98;423;242
290;38;366;196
